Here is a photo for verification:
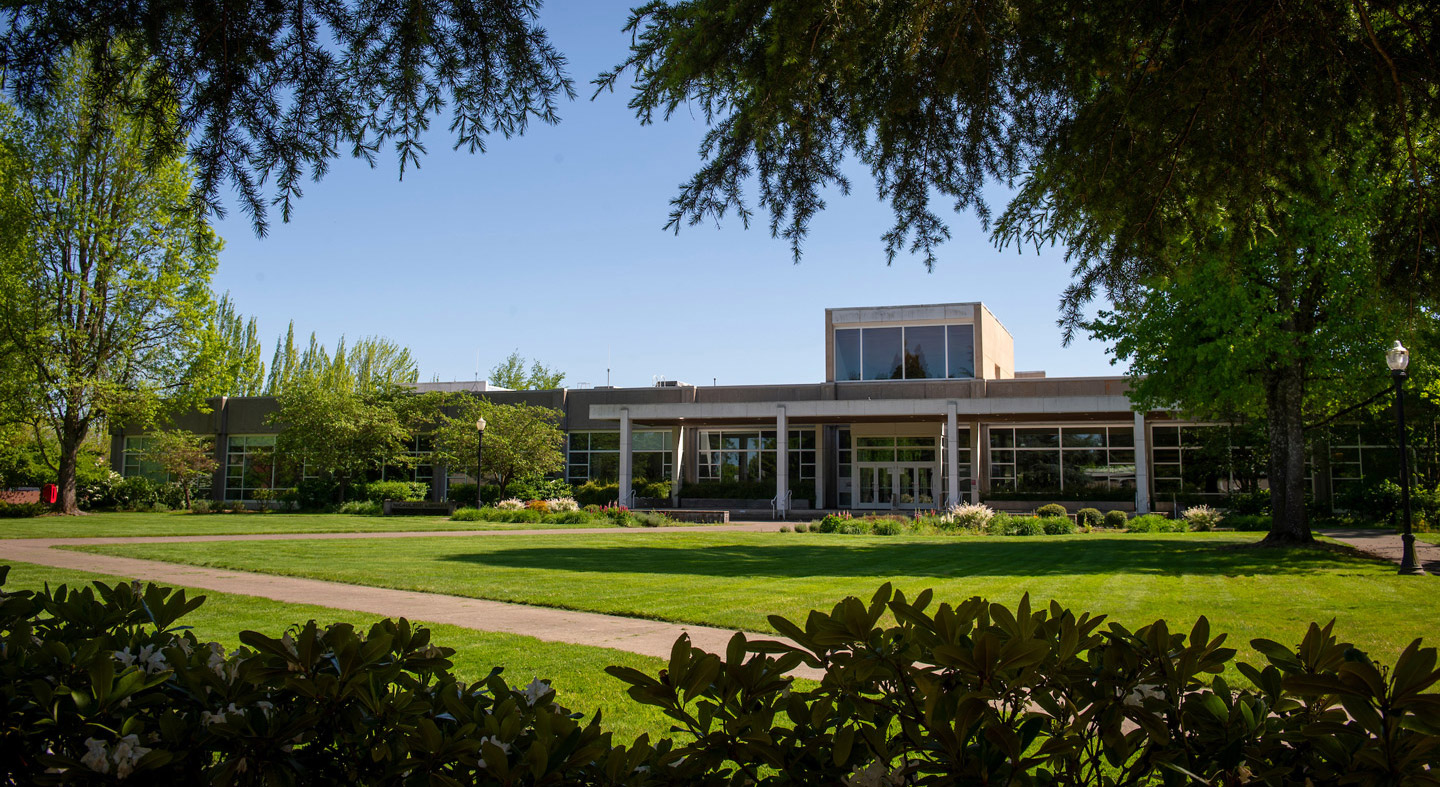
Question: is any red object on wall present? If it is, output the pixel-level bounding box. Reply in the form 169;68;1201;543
41;484;58;504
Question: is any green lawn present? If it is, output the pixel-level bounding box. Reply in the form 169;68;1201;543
0;561;671;744
0;511;618;539
77;531;1440;667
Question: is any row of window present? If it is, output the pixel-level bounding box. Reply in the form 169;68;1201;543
988;426;1137;494
834;324;975;381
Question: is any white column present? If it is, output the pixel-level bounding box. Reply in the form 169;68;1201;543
814;426;827;511
1133;410;1150;514
968;423;982;503
946;403;959;509
619;408;633;507
670;425;684;506
776;405;788;517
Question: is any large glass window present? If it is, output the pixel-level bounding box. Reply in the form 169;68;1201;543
121;436;168;483
225;435;301;501
835;323;978;381
378;435;435;493
861;327;903;380
946;324;975;378
988;425;1136;495
567;431;673;484
696;429;817;482
835;329;861;381
1149;424;1269;495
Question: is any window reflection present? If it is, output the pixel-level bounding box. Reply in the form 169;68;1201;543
861;327;903;380
835;329;861;381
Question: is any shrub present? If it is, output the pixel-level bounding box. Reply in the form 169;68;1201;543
1103;509;1129;529
792;522;808;533
1076;507;1104;529
338;500;382;516
1009;517;1045;536
1127;513;1187;533
836;521;869;535
0;501;47;518
4;571;1438;786
525;499;550;513
495;498;525;511
1182;504;1225;531
777;525;792;533
188;498;212;514
504;476;574;502
628;511;672;528
282;477;338;511
360;480;428;503
1040;516;1077;535
1035;503;1068;518
450;506;483;521
109;475;160;510
546;496;579;512
1223;488;1273;515
573;480;618;507
872;520;902;536
816;513;849;533
942;503;995;531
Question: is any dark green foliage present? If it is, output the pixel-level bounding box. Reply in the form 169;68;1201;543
816;514;847;534
572;481;617;507
871;520;902;536
6;571;1439;784
985;488;1135;501
1076;507;1103;528
0;1;575;234
0;501;46;517
1040;516;1077;535
792;522;808;533
357;480;428;503
610;583;1440;785
1035;503;1068;518
1008;517;1045;537
1103;509;1130;529
1226;514;1276;532
281;478;339;511
680;479;815;501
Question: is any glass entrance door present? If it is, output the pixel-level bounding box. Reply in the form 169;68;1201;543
896;465;935;507
857;465;894;507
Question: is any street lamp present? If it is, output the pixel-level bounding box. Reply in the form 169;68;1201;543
475;417;487;510
1386;341;1425;575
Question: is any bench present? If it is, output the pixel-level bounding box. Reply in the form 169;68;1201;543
382;500;456;516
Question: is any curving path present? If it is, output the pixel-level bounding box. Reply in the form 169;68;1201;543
1317;528;1439;574
0;522;822;679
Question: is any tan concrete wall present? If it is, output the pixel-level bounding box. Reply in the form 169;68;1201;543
978;305;1015;379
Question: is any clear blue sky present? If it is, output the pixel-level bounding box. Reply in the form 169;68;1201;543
209;0;1124;388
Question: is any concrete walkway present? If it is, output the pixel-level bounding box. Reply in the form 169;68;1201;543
0;525;823;679
1317;528;1440;574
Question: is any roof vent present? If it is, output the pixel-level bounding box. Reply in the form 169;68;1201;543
654;379;692;388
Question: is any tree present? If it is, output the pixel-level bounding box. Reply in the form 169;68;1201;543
601;2;1437;317
0;0;575;233
489;351;565;390
196;293;266;398
264;324;418;396
0;50;221;514
269;382;412;502
141;429;218;509
1088;157;1409;542
428;394;563;496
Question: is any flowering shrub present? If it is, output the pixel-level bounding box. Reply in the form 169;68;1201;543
1183;504;1226;531
940;502;995;530
524;498;550;512
546;496;579;512
4;570;1438;784
494;497;525;510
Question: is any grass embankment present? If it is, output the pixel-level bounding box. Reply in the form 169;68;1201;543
77;530;1440;666
1;561;671;744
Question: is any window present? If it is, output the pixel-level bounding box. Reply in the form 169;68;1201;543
378;435;435;492
988;425;1136;494
834;323;978;381
1149;424;1269;495
121;436;168;483
696;429;817;482
567;431;674;483
225;435;302;501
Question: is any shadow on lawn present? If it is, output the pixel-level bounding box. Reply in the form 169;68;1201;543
438;537;1366;579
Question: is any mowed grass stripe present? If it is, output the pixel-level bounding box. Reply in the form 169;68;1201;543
74;531;1440;666
0;511;618;539
1;561;672;744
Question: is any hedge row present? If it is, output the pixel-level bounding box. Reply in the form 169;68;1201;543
2;570;1436;784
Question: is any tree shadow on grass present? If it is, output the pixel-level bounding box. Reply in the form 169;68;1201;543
438;537;1372;579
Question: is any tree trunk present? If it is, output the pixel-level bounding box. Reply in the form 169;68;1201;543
55;412;88;515
1261;362;1312;544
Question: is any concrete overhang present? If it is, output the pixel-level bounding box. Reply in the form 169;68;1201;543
590;395;1137;425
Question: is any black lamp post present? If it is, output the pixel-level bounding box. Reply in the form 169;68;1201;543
1386;341;1425;575
475;417;486;510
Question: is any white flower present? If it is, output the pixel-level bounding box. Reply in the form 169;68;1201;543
80;739;110;774
520;677;551;706
495;498;526;510
545;497;579;512
201;710;228;726
476;736;512;769
845;760;906;787
112;734;151;779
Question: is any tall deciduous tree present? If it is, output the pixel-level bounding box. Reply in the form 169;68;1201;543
0;0;575;233
428;394;563;496
489;351;565;390
1088;156;1409;542
269;381;412;502
264;325;419;396
0;51;220;514
196;293;266;398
